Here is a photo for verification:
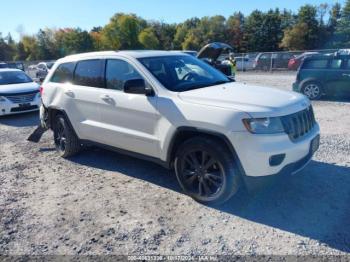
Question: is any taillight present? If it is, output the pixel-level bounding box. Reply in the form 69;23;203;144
39;86;43;95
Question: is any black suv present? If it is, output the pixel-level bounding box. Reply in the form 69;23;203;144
293;53;350;100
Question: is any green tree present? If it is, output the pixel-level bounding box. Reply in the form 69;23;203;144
149;22;176;50
14;42;28;61
334;0;350;47
281;5;320;50
226;12;247;52
101;13;146;49
138;28;159;49
174;18;200;49
55;28;94;56
21;35;39;61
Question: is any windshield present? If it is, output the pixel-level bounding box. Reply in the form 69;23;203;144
0;71;33;85
138;55;230;92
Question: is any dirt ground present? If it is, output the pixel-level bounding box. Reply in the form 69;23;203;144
1;72;350;256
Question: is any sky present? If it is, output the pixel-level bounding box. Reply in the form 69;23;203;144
1;0;342;40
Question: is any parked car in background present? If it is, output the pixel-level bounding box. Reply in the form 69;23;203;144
293;53;350;100
235;55;255;71
0;62;8;69
197;42;234;77
288;52;319;71
0;69;41;115
35;62;55;80
5;62;25;71
40;50;320;204
254;52;298;71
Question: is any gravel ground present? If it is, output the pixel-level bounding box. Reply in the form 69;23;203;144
1;72;350;257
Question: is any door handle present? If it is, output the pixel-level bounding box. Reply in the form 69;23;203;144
100;94;114;102
64;90;74;97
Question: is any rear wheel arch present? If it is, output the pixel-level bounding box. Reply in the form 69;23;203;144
47;107;79;138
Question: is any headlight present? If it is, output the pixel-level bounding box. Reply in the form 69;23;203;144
0;96;6;102
242;117;285;134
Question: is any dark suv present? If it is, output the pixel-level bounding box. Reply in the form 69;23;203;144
293;54;350;100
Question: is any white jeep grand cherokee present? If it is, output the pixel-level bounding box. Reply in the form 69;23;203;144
40;51;320;204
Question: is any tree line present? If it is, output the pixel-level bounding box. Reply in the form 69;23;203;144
1;1;350;62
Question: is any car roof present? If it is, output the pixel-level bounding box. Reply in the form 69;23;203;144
0;68;22;72
59;50;188;63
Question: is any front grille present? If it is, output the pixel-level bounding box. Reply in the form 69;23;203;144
281;106;316;142
5;91;38;104
11;105;38;112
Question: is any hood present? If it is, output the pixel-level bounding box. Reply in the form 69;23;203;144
178;82;310;118
197;42;234;62
0;82;40;95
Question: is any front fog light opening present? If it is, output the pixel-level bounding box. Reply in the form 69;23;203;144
269;154;286;167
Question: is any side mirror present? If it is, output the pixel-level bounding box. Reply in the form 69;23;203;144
124;79;154;96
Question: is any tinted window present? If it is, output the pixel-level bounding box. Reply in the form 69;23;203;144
0;71;33;85
330;59;343;69
74;60;104;88
260;54;271;59
106;60;142;91
139;55;230;92
302;59;329;69
346;60;350;69
50;62;75;83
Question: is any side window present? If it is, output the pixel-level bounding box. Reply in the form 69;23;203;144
330;59;343;69
261;54;270;59
346;60;350;69
74;60;104;88
302;59;329;69
50;62;75;83
105;59;142;91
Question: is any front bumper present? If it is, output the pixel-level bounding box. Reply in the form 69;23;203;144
228;123;320;178
0;98;41;116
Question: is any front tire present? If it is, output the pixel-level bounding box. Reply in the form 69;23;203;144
174;137;241;205
302;81;322;100
53;114;81;158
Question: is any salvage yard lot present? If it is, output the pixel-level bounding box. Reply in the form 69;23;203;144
1;72;350;256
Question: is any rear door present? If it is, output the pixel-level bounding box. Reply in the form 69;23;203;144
62;59;107;141
325;57;350;97
96;58;160;158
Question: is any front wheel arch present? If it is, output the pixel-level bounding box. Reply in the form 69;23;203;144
166;127;245;176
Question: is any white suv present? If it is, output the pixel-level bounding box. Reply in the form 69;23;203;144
40;51;320;204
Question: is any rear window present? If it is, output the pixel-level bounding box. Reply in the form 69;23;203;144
51;62;75;83
73;60;104;88
302;59;329;69
330;59;343;69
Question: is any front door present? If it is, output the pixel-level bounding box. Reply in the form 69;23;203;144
326;58;350;97
97;58;160;158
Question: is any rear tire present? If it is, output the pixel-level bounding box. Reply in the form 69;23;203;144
302;81;322;100
174;136;241;205
53;114;81;158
